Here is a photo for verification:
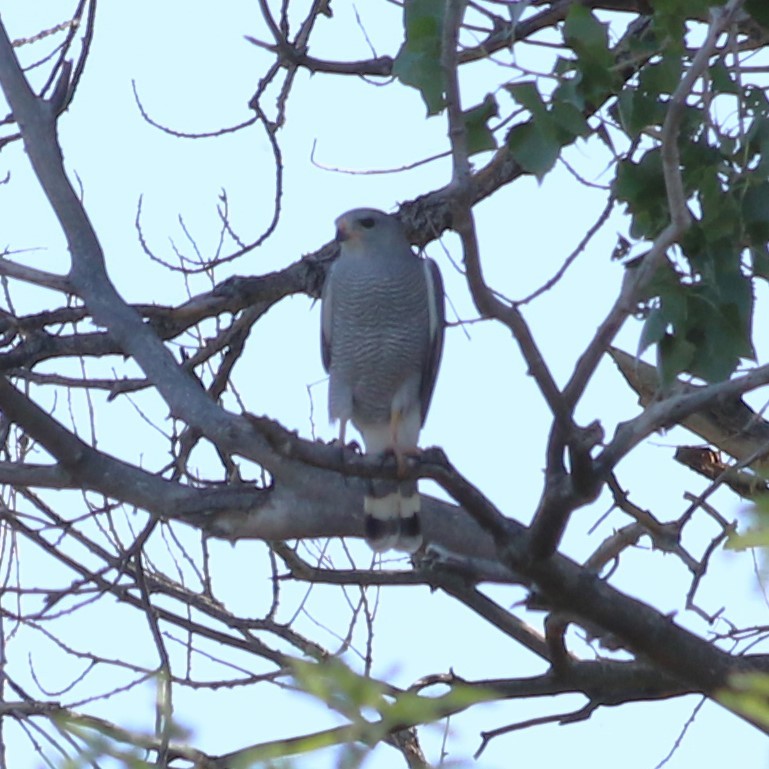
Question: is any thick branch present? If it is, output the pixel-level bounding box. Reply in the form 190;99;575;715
610;347;769;470
213;417;769;719
598;361;769;474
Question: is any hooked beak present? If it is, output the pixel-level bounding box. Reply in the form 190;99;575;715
335;222;349;242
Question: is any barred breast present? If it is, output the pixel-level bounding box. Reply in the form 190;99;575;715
329;254;429;425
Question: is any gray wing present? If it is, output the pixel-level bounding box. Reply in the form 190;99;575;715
320;265;334;373
419;257;445;424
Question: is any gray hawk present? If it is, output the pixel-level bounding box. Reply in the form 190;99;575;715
320;208;445;552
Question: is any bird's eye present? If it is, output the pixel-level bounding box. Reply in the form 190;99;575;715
359;217;376;229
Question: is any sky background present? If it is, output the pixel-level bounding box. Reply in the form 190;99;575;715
2;2;769;768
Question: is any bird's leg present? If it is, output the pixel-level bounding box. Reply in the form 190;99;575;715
389;411;421;477
389;411;407;477
332;418;356;450
333;419;350;476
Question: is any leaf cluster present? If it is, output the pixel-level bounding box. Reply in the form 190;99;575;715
394;0;769;384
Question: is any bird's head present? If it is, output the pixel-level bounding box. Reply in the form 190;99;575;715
335;208;410;256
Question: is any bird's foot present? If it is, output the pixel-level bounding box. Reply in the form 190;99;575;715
393;447;421;478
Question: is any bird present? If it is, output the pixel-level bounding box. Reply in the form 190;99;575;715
320;208;445;552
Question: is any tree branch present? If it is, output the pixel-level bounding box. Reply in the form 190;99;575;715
528;0;748;558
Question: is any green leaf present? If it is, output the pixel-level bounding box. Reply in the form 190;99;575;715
504;81;549;121
657;332;696;385
615;87;666;137
690;175;736;246
649;7;682;40
290;658;388;716
742;181;769;223
550;99;590;139
289;657;498;744
381;684;496;726
657;263;755;383
752;245;769;280
507;122;561;179
639;56;683;95
645;223;756;384
504;80;589;177
392;0;447;115
562;5;618;104
711;263;755;361
613;150;668;238
709;61;739;94
551;75;584;112
746;0;769;28
463;94;498;155
720;673;769;729
742;182;769;245
726;526;769;551
638;306;668;356
563;5;611;59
